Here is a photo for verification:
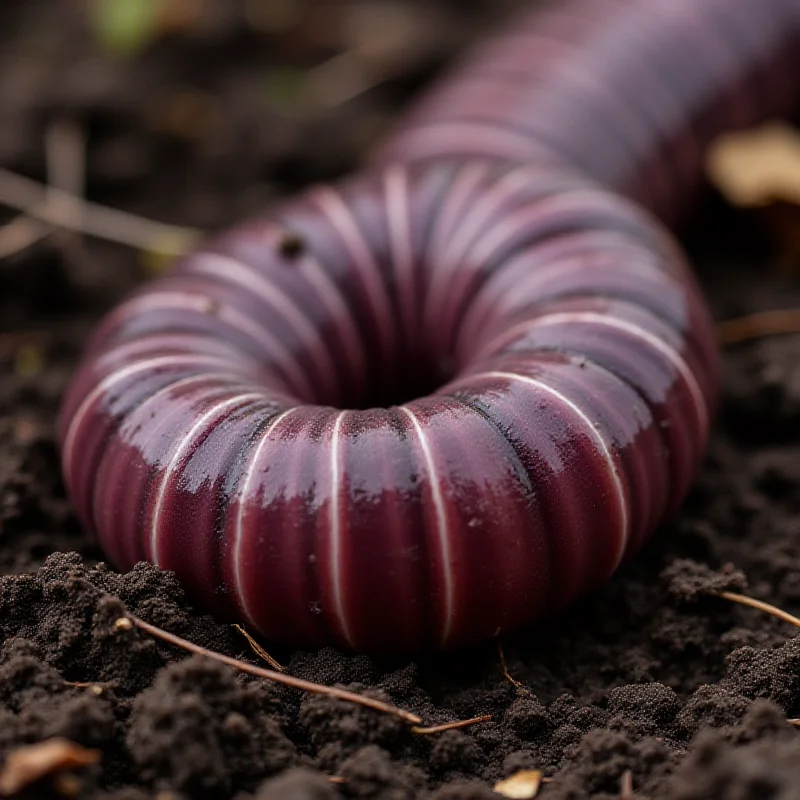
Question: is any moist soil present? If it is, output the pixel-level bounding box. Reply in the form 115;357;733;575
3;1;800;798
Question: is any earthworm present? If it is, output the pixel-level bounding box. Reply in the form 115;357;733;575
58;0;800;651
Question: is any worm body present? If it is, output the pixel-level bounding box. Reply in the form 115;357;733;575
59;0;800;651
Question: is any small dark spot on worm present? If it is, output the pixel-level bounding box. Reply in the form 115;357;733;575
204;298;221;316
278;232;305;261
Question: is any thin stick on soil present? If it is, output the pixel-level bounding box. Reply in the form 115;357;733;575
718;591;800;629
497;639;530;694
45;119;86;206
233;623;285;672
124;614;422;725
64;681;108;697
411;714;493;735
717;309;800;345
45;119;87;252
0;167;200;256
0;119;89;260
45;118;106;283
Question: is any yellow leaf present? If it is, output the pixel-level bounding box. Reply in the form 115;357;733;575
706;122;800;208
494;770;543;799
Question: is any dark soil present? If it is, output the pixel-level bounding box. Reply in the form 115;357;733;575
3;1;800;798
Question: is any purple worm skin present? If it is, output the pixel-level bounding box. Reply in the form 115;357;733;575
58;0;800;652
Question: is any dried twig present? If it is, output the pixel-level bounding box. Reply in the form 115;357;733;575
45;118;106;284
45;119;86;206
0;166;199;256
124;614;422;724
718;591;800;629
497;639;530;694
63;681;109;697
126;614;493;734
233;623;285;672
0;119;88;261
45;119;87;253
717;309;800;345
411;714;493;735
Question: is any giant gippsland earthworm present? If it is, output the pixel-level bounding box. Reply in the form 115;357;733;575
58;0;800;651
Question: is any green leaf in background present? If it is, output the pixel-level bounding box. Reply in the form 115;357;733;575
89;0;161;59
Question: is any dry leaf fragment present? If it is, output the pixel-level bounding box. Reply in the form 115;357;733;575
706;121;800;207
620;769;634;799
0;738;100;796
494;769;543;799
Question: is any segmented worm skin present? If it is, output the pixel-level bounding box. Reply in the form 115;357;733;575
58;0;800;651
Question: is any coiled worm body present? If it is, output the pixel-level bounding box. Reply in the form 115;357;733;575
59;0;800;651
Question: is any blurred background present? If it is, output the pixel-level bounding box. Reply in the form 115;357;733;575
0;0;526;317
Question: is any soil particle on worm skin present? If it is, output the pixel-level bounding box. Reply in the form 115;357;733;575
4;1;800;799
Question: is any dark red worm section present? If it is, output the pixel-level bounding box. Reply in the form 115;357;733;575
58;0;800;651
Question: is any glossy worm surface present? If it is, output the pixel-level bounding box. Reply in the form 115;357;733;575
59;0;800;651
